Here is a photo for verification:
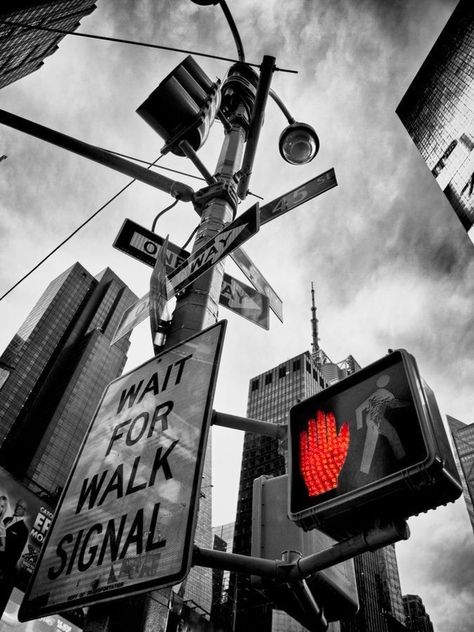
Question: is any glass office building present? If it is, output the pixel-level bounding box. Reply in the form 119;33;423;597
403;594;434;632
0;0;97;90
447;415;474;534
231;350;329;632
396;0;474;242
0;262;136;499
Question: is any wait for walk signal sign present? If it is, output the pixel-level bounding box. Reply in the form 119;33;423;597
288;349;462;539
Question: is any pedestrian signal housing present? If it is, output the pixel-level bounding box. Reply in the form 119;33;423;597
288;349;462;539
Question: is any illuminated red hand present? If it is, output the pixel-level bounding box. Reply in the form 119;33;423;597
299;411;350;496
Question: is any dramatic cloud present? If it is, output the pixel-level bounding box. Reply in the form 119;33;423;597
0;1;471;630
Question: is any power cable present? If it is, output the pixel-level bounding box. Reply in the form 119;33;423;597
0;156;163;303
106;149;264;199
151;199;179;233
182;225;199;251
0;19;297;73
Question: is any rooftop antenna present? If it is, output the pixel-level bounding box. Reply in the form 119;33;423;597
310;282;320;363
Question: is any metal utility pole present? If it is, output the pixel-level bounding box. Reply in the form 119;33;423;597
83;56;276;632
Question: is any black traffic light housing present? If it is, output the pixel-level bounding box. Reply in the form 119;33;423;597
288;349;462;540
137;55;221;156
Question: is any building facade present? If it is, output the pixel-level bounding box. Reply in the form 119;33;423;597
341;546;408;632
396;0;474;242
0;262;137;499
403;594;434;632
230;334;363;632
447;415;474;533
231;350;330;632
0;0;96;90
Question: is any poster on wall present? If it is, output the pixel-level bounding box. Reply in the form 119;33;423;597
0;465;54;591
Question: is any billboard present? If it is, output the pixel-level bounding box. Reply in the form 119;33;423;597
0;466;53;592
20;322;226;620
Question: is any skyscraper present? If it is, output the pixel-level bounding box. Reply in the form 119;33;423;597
341;546;408;632
396;0;474;242
231;286;360;632
447;415;474;534
0;0;97;90
403;594;434;632
0;262;137;498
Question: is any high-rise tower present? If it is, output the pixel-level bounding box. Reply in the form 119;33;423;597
230;285;360;632
0;262;137;498
396;0;474;242
0;1;97;90
447;415;474;534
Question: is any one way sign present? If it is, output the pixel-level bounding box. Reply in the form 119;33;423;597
167;203;259;296
111;205;260;344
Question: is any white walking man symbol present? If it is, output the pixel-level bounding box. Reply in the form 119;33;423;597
355;374;406;474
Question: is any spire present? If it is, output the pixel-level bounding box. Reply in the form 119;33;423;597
310;282;320;361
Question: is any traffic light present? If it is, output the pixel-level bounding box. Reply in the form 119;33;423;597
136;55;221;156
288;349;462;539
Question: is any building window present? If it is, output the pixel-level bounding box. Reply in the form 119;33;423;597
292;359;301;372
251;379;259;391
278;366;287;378
319;375;325;387
306;361;311;374
265;372;273;385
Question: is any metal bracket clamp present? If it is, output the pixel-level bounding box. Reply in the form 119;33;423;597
193;179;239;217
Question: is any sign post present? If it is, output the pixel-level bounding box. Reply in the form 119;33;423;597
19;322;226;620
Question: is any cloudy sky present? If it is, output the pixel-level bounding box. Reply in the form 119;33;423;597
0;0;473;630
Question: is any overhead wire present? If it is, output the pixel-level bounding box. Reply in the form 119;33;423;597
0;156;163;303
0;19;297;73
0;10;270;301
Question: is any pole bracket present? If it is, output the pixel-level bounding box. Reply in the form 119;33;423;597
193;180;239;217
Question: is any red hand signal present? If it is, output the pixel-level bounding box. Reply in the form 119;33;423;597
299;410;350;496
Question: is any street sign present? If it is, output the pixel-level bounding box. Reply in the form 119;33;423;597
167;202;259;296
258;168;337;225
112;215;269;341
19;322;226;620
288;349;462;539
229;168;337;322
220;275;269;329
149;235;171;350
113;219;188;272
230;248;283;322
111;293;151;345
111;272;269;346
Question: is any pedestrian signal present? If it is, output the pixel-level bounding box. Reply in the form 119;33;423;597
288;350;462;539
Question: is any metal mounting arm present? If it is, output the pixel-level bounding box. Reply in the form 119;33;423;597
193;519;409;581
0;108;195;201
212;410;287;439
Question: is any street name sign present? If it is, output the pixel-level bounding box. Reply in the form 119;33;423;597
112;215;269;340
258;167;337;225
166;202;259;296
114;218;282;323
19;322;226;620
219;275;269;329
230;248;283;322
149;235;170;350
230;167;337;321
